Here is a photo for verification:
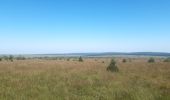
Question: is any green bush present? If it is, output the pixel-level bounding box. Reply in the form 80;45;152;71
107;59;119;72
0;58;2;61
79;56;83;62
122;59;127;63
148;58;155;63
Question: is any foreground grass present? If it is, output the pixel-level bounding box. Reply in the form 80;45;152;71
0;58;169;100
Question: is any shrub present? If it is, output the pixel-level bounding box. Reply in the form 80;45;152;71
79;56;83;62
148;58;155;63
0;58;2;61
164;57;170;62
122;59;127;63
9;55;14;62
107;59;119;72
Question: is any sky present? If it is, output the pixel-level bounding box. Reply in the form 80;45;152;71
0;0;170;54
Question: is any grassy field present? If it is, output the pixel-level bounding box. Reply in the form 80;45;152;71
0;58;169;100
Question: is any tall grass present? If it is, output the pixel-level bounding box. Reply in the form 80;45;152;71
0;58;169;100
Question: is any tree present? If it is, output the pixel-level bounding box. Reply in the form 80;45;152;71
9;55;14;62
79;56;83;62
107;59;119;72
148;57;155;63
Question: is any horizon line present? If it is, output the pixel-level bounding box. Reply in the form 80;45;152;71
0;51;170;55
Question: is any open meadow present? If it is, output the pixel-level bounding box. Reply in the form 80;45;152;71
0;57;169;100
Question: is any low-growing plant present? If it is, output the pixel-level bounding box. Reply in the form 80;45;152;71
107;59;119;72
0;58;2;61
148;57;155;63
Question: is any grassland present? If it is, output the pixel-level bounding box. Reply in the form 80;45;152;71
0;58;169;100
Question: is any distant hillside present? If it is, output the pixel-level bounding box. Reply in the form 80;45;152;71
1;52;170;57
82;52;170;57
40;52;170;57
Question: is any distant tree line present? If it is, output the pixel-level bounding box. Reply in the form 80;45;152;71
0;55;26;62
0;55;14;62
0;56;164;63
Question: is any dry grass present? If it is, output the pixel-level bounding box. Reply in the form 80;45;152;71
0;58;169;100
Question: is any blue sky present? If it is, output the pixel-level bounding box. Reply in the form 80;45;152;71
0;0;170;54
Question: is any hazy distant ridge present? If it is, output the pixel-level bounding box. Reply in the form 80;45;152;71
41;52;170;57
82;52;170;57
